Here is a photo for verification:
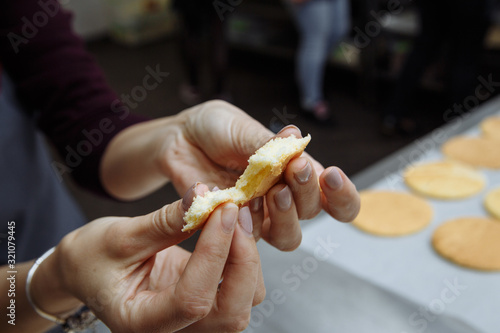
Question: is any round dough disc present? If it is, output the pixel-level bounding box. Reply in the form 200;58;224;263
442;136;500;169
485;187;500;220
352;191;433;236
432;217;500;271
404;160;485;199
481;116;500;140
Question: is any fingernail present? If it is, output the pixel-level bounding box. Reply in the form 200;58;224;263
294;160;312;184
221;203;238;234
182;182;200;211
325;168;343;191
238;206;253;236
212;186;220;192
250;197;263;213
275;185;292;212
278;125;301;136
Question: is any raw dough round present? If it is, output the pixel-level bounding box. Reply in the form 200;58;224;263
404;161;485;199
432;217;500;271
442;136;500;169
484;187;500;220
352;191;433;236
481;116;500;140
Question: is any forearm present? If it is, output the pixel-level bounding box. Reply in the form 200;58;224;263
1;253;81;333
100;113;187;200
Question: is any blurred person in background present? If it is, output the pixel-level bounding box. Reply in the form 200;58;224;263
380;0;490;136
173;0;230;105
285;0;351;123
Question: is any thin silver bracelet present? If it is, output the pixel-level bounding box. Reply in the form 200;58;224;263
26;246;98;332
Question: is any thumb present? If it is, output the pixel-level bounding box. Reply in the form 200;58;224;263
109;183;209;264
236;124;303;164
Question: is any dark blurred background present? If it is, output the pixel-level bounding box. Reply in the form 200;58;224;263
60;0;500;240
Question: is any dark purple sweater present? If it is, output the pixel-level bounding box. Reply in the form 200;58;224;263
0;0;148;196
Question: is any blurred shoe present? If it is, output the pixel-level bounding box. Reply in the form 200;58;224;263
179;83;202;106
302;101;336;126
398;117;418;135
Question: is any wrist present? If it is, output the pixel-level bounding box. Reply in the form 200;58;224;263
30;246;82;318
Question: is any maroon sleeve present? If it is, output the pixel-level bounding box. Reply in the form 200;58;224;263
0;0;149;196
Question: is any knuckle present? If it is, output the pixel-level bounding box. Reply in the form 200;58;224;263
205;98;232;110
177;295;213;322
298;205;322;220
270;233;302;252
198;242;228;265
345;205;361;222
253;287;266;306
104;222;137;258
219;313;251;332
231;248;261;268
152;204;175;236
332;200;361;222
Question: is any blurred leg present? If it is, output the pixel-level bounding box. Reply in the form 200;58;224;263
291;0;335;109
327;0;350;51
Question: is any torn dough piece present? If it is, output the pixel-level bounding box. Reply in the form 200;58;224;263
352;191;433;236
432;217;500;271
404;160;485;199
183;134;311;231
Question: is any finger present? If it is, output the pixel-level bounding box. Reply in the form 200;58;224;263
127;204;239;333
249;196;264;241
319;167;361;222
263;184;302;251
174;203;239;325
239;124;302;162
254;259;266;306
274;125;325;176
105;182;209;264
284;156;322;220
231;205;266;306
215;208;261;325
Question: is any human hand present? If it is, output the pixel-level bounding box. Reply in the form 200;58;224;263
160;100;360;251
33;184;264;332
